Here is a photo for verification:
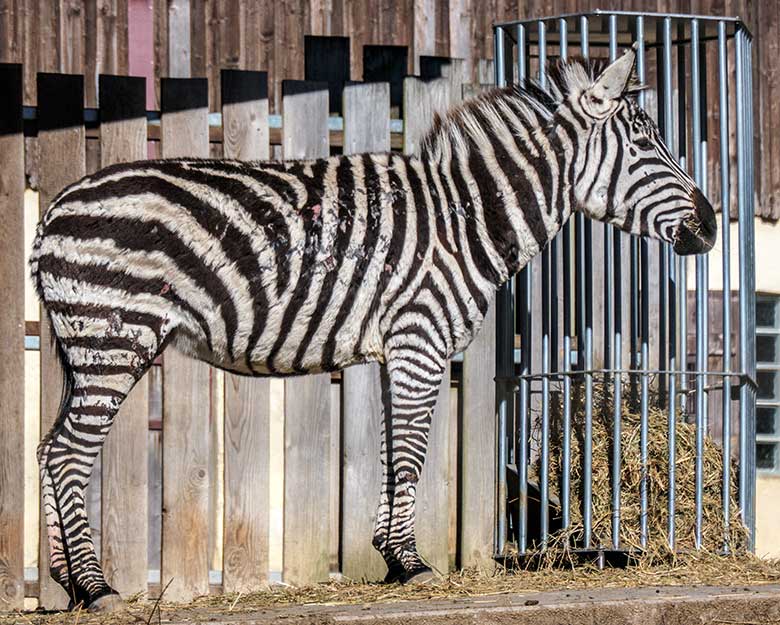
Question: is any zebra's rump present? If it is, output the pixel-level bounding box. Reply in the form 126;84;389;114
30;156;416;376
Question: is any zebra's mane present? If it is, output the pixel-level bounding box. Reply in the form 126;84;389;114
419;56;639;160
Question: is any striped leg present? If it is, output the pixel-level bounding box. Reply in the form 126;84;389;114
372;366;406;582
378;349;445;581
38;310;165;610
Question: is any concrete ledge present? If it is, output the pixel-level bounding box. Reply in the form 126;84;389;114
163;584;780;625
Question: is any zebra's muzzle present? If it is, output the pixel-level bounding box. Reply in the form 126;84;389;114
672;189;717;255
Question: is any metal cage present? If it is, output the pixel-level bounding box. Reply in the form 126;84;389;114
493;11;756;559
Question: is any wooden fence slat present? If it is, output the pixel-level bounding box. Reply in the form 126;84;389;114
281;80;331;586
460;303;497;570
220;69;271;593
0;63;25;611
402;75;452;575
37;71;86;610
96;74;149;598
160;76;211;603
416;362;451;575
168;0;191;78
340;81;390;581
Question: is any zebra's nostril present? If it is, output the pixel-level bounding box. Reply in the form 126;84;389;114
672;189;717;255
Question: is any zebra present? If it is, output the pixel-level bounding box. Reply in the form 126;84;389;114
30;47;715;612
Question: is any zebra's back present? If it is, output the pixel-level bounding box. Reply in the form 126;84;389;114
30;153;439;376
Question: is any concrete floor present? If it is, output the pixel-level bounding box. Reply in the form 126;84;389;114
150;584;780;625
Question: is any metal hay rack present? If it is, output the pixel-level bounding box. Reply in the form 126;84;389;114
492;11;756;561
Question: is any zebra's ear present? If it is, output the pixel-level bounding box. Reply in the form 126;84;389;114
590;47;637;100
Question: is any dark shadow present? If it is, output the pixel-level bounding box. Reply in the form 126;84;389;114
221;69;268;108
419;55;453;80
37;72;84;131
98;75;146;122
305;35;350;115
281;79;330;99
160;77;208;113
362;45;408;115
0;63;23;137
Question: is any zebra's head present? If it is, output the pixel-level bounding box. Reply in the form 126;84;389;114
550;50;716;255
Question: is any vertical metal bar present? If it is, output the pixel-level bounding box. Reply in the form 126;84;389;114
580;13;593;549
746;32;756;548
691;18;707;551
630;17;643;406
736;25;756;547
677;20;689;421
717;20;732;553
515;21;529;554
537;19;550;547
662;15;676;551
493;24;509;557
559;16;572;534
607;13;622;550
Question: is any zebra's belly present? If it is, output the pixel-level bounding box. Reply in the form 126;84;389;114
172;301;385;377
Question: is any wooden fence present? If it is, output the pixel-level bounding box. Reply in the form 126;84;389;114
0;61;498;610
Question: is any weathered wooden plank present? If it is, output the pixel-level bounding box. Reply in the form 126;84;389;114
460;303;497;570
420;56;466;105
415;362;451;575
0;63;26;611
37;71;86;610
152;0;169;107
0;2;24;64
402;75;450;156
220;69;271;593
304;36;350;115
221;69;269;161
96;74;149;598
168;0;191;78
402;75;452;575
413;0;436;74
59;0;86;76
363;45;409;116
160;77;211;602
340;81;390;582
449;0;472;79
281;80;331;586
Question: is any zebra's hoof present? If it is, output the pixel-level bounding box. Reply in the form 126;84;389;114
402;567;437;585
88;593;126;613
384;564;406;584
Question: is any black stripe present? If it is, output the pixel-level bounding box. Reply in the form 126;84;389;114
605;117;624;219
291;156;356;372
265;178;327;373
356;155;407;348
448;146;502;285
150;161;294;294
430;155;489;315
432;251;471;328
37;250;214;350
322;154;385;369
49;177;244;356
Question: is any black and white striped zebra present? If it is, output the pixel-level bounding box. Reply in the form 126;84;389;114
30;47;715;611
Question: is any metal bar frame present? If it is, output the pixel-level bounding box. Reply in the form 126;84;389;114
493;11;756;559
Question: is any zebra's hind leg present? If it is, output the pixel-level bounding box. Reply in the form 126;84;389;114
38;309;167;611
374;350;446;584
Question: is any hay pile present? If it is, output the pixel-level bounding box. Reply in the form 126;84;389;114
526;379;747;557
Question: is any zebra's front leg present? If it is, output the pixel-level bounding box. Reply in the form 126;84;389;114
371;366;406;583
376;350;445;583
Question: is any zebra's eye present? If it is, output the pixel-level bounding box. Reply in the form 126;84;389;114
635;136;654;150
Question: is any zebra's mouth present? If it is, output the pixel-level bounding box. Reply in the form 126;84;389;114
672;189;717;255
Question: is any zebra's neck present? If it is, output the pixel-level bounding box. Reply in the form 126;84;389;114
420;86;575;287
